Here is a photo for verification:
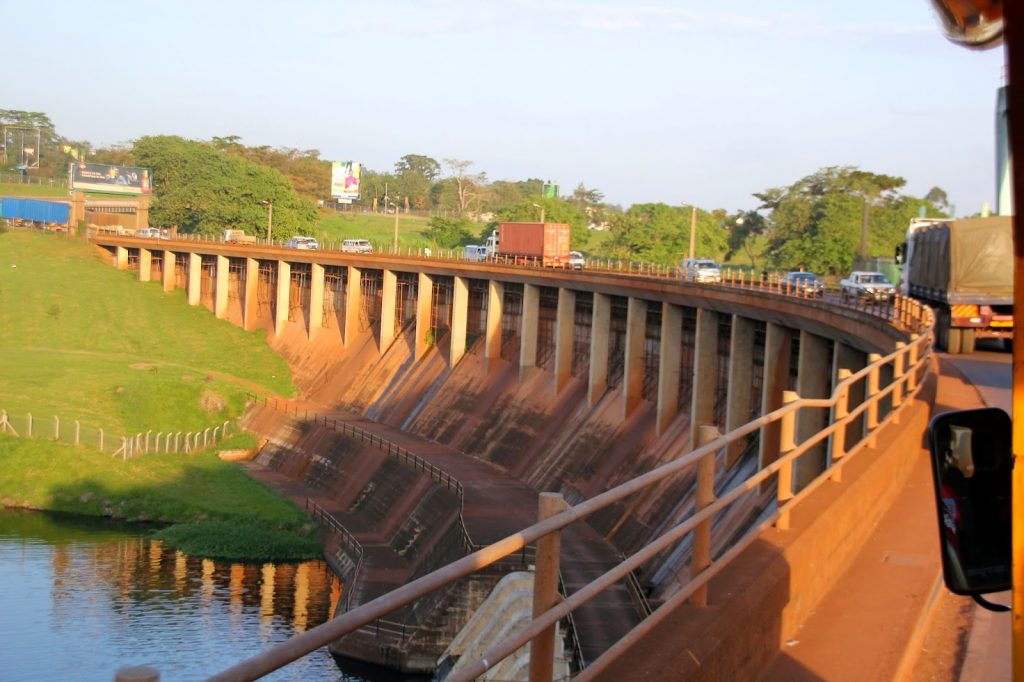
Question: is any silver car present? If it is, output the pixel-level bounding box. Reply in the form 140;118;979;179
681;258;722;283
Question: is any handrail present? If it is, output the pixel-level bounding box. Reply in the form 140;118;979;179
208;304;934;681
305;498;363;567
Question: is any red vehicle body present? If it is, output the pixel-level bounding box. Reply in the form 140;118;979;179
496;222;571;267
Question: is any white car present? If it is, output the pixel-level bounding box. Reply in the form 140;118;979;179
681;258;722;283
568;251;585;270
840;271;895;302
285;236;319;250
341;239;373;253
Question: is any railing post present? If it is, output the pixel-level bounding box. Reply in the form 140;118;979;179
75;420;80;446
892;341;906;414
156;432;163;454
907;333;921;392
866;353;882;433
530;493;569;682
776;391;799;530
830;369;852;483
99;428;104;452
691;424;721;607
27;413;33;438
145;430;152;453
54;415;60;440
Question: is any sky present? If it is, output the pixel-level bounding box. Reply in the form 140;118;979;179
3;0;1006;214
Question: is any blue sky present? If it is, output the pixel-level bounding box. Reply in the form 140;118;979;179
4;1;1005;213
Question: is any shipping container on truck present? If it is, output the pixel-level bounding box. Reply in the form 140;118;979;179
1;197;71;226
496;222;571;267
897;216;1013;354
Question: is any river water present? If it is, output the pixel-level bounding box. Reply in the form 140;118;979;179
0;508;357;681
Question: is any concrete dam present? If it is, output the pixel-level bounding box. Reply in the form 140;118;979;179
92;234;928;677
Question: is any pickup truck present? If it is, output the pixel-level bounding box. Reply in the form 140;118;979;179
223;229;258;245
840;271;896;303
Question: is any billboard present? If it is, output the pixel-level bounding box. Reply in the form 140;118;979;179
331;161;361;200
70;162;152;195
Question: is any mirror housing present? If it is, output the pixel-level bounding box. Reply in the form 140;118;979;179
927;408;1012;595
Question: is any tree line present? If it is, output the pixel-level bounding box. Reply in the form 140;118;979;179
1;109;949;276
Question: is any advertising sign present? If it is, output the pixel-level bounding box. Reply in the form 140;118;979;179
70;162;152;195
331;161;361;200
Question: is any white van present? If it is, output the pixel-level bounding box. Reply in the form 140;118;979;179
463;245;488;262
341;239;373;254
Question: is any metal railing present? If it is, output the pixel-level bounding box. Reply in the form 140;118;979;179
247;395;463;495
204;302;934;681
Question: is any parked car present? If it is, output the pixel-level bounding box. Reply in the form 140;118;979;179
781;271;825;296
136;227;166;239
681;258;722;283
568;251;586;270
341;239;373;253
285;236;319;250
839;271;896;302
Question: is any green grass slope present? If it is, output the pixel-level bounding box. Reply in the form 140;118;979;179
0;229;315;561
0;230;293;434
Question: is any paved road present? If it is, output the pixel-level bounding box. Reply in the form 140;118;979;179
940;341;1013;681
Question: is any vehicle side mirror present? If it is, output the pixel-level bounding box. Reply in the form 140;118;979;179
927;408;1012;595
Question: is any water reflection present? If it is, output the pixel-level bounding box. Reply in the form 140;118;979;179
0;508;350;681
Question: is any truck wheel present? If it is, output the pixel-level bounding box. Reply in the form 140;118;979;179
947;328;963;355
961;329;976;354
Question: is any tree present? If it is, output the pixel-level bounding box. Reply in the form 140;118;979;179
130;135;317;239
444;159;487;215
0;109;63;178
757;166;931;275
925;186;950;211
607;203;728;265
424;216;473;247
569;183;604;210
395;154;441;182
724;210;768;269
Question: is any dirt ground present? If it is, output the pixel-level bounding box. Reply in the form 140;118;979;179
910;589;974;681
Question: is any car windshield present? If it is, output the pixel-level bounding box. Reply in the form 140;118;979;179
695;261;717;268
863;274;890;284
789;273;817;281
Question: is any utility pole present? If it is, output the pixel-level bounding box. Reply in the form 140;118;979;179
392;197;400;252
688;205;698;259
261;200;273;244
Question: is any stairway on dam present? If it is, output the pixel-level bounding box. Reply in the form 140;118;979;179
243;403;642;672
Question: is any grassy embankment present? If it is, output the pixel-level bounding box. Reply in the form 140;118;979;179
0;229;320;562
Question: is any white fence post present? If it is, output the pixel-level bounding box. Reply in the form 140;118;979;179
54;415;60;440
145;431;152;453
75;420;80;446
27;413;33;438
99;428;104;452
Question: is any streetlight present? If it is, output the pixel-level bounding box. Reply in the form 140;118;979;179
532;202;546;224
260;200;273;245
